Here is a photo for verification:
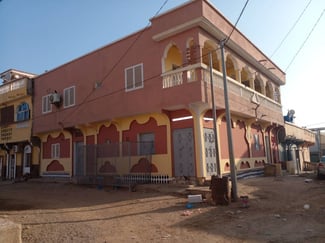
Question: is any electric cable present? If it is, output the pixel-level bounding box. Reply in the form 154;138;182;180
224;0;250;45
270;0;312;58
59;0;169;124
285;8;324;72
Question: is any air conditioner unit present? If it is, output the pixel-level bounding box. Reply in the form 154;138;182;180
49;92;61;104
13;145;19;153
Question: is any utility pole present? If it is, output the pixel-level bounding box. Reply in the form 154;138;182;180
209;52;221;177
220;39;238;201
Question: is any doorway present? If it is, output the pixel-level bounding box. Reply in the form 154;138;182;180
23;145;32;175
172;128;195;177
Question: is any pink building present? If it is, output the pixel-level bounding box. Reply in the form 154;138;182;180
33;0;286;181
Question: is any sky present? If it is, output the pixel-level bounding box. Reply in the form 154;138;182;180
0;0;324;128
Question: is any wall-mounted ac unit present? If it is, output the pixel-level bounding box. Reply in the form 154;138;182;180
49;92;61;104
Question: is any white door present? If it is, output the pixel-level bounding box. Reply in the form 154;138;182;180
23;145;32;175
7;154;16;180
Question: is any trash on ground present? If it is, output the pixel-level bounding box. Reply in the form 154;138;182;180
188;194;203;203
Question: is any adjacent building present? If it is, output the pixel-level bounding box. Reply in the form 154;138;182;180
0;69;40;180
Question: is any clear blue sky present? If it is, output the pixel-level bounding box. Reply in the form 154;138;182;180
1;0;324;128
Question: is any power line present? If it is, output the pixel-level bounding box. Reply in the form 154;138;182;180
285;8;324;72
270;0;312;58
60;0;169;124
34;1;251;124
224;0;250;45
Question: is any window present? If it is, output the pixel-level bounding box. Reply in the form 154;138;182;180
17;103;30;121
254;134;260;151
63;86;75;108
0;106;14;125
125;63;143;91
42;95;52;113
138;133;155;155
51;143;60;159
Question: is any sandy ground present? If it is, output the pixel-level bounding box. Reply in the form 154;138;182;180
0;173;325;243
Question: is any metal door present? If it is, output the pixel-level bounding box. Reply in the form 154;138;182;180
204;128;218;176
173;128;195;177
74;142;85;176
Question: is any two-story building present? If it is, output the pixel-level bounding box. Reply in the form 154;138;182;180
0;69;40;180
33;0;287;182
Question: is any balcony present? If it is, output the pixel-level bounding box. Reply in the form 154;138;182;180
161;63;283;122
285;123;315;145
0;78;31;104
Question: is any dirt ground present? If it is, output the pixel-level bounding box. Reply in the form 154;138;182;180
1;172;325;243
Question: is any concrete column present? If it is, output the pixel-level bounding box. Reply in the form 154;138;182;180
189;103;209;178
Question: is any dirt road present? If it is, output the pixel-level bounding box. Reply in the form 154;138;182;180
1;173;324;243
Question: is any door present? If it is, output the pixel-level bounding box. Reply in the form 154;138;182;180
173;128;195;177
7;154;16;180
74;142;85;176
23;145;32;175
204;128;218;176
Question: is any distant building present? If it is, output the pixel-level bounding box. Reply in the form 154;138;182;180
279;122;315;172
32;0;288;181
309;128;325;162
0;69;40;180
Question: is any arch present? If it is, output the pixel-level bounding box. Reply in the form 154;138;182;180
47;160;64;171
99;161;117;173
130;157;158;173
265;81;274;99
274;87;281;103
254;76;263;94
98;124;119;144
163;43;182;72
241;67;251;87
226;55;238;81
240;161;251;169
202;40;220;71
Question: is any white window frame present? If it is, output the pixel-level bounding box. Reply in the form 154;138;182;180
63;86;75;108
125;63;144;91
51;143;60;159
42;95;52;114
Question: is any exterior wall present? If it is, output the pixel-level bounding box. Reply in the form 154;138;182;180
0;71;39;180
32;0;288;180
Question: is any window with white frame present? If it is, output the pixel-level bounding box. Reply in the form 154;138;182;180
125;63;143;91
138;133;155;155
42;95;52;113
63;86;75;108
16;102;30;121
51;143;60;159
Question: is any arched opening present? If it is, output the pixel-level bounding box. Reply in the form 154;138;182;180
226;55;237;80
202;40;220;71
254;77;263;94
164;44;182;72
274;87;281;103
241;68;250;87
265;81;274;99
